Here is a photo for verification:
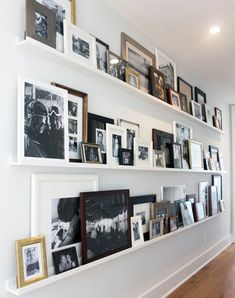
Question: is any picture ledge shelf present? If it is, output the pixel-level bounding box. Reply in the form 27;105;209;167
16;37;226;135
6;211;225;296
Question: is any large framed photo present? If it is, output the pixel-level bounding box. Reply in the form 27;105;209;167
155;49;176;89
149;218;163;239
15;236;48;288
37;0;76;51
52;83;88;162
150;66;166;102
81;143;102;164
109;51;128;81
121;32;155;93
131;216;144;247
180;201;195;226
64;20;96;67
31;174;98;274
134;138;153;167
26;0;56;48
212;174;222;201
18;77;68;165
52;246;79;274
106;124;127;165
177;77;193;101
191;101;202;120
188;140;203;170
117;119;140;150
96;38;109;73
80;189;131;263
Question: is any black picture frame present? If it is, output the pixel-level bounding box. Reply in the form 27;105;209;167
195;87;207;121
212;174;222;201
108;51;128;81
173;142;183;168
119;148;133;166
52;247;79;275
88;113;114;163
26;0;56;48
177;77;193;101
186;194;196;204
96;38;109;73
174;198;186;226
80;189;131;264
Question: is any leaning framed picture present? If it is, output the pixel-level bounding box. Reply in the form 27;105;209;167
212;174;222;201
117;119;140;150
80;189;131;263
172;121;193;144
150;201;171;234
209;145;219;163
150;66;166;101
31;174;98;274
177;77;193;101
52;83;88;162
52;246;79;275
149;218;163;239
194;202;206;222
125;67;141;89
161;185;186;202
169;216;178;232
119;148;133;166
208;186;218;216
108;51;128;81
153;150;166;168
198;181;209;216
131;215;144;247
191;101;202;120
204;104;214;126
81;143;102;164
173;143;183;168
215;107;222;129
180;201;195;226
15;236;48;288
168;88;181;110
18;77;68;165
134;138;153;167
195;87;206;104
63;20;96;68
188;140;203;170
96;38;109;73
180;93;191;114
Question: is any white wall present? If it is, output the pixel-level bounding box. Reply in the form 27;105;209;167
0;1;231;297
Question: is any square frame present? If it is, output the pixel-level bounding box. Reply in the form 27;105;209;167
81;143;102;164
134;138;153;167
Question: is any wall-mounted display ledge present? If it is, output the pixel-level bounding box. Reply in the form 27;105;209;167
6;211;225;296
16;37;226;135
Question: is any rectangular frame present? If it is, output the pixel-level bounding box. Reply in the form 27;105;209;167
153;150;166;168
149;218;163;239
134;138;153;167
131;215;144;247
208;186;218;216
180;201;195;226
169;216;179;232
108;51;128;81
180;93;191;114
177;77;193;101
150;66;166;102
191;101;202;120
117;119;140;150
150;201;171;234
215;107;222;130
172;142;183;169
81;142;102;164
204;104;214;126
96;38;109;73
168;88;181;110
188;140;203;170
212;174;222;201
52;246;79;274
125;67;141;89
119;148;133;166
194;202;206;222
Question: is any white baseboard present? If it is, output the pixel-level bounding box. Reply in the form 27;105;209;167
138;234;232;298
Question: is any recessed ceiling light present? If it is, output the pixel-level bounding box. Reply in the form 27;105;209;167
209;26;221;34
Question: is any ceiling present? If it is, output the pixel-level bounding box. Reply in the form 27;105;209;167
103;0;235;104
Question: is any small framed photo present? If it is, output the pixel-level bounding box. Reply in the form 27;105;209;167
150;201;171;234
212;174;222;201
198;181;209;216
177;77;193;101
134;138;153;167
180;93;191;114
204;104;214;126
64;20;96;67
150;66;166;101
172;121;193;144
109;51;127;81
153;150;166;168
96;38;109;73
186;194;196;204
219;200;225;212
194;202;206;222
191;101;202;120
125;67;140;89
215;107;222;129
81;143;102;164
26;0;56;48
174;198;186;226
15;236;48;288
168;88;181;110
169;216;178;232
188;140;203;170
213;116;221;129
195;87;206;104
149;218;163;239
209;145;219;163
131;216;144;247
208;186;218;216
172;143;183;168
117;119;140;150
52;247;79;274
180;201;195;226
119;148;133;166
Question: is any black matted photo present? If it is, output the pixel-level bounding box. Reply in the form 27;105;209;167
119;149;133;166
52;247;79;274
96;38;109;73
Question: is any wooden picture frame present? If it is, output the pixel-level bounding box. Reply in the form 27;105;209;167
125;67;140;89
149;218;164;239
150;66;166;101
177;77;193;101
168;88;181;110
96;38;109;73
81;143;102;164
108;51;128;81
80;189;131;264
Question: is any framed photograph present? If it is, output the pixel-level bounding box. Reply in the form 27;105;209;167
168;88;181;110
204;104;214;126
37;0;76;51
81;143;102;164
52;247;79;274
106;124;127;165
52;83;88;162
195;87;207;104
180;93;191;114
119;148;133;166
219;200;226;212
153;150;166;168
174;198;186;226
121;32;155;93
208;186;218;216
155;49;177;89
125;67;140;89
149;218;163;239
109;51;128;81
117;119;140;150
150;66;166;101
213;116;221;129
173;143;183;168
169;216;178;232
80;189;131;263
198;181;209;216
64;20;96;68
209;145;219;163
188;140;203;170
215;107;222;129
18;77;68;165
150;201;171;234
26;0;56;48
152;129;174;168
177;77;193;101
15;236;48;288
212;174;222;201
186;194;196;204
194;202;206;222
131;216;144;247
131;194;156;238
31;174;98;274
161;185;186;203
96;38;109;73
191;101;202;120
134;138;153;167
180;201;195;226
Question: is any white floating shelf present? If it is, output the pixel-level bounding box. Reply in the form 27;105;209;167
6;211;225;296
16;37;226;135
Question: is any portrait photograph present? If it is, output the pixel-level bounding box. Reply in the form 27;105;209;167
126;67;140;89
68;101;78;117
191;101;202;120
153;150;166;168
150;66;166;101
168;88;181;110
151;201;171;234
81;143;102;164
117;119;140;150
119;149;133;166
96;128;106;153
149;218;163;239
109;51;127;81
96;38;109;73
134;138;152;167
69;118;77;134
180;93;191;114
52;247;79;274
131;216;144;247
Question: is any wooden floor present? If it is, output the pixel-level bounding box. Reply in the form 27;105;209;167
168;244;235;298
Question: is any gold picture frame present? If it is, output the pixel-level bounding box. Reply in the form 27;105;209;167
16;236;48;288
125;67;140;89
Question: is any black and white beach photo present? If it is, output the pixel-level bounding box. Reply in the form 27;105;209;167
72;35;90;59
52;247;79;274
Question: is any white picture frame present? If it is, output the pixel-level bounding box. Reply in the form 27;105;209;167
106;124;127;165
130;216;144;247
191;101;202;120
117;119;140;150
134;138;153;167
172;121;193;144
64;20;97;68
204;104;214;126
18;76;68;165
188;140;204;170
31;174;99;274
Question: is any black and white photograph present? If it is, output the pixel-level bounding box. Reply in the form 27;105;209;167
208;186;218;216
96;128;106;153
51;197;80;250
138;146;149;160
151;201;171;234
96;38;109;73
80;190;131;263
198;181;209;215
52;247;79;274
23;244;41;279
72;35;90;59
191;101;202;120
132;221;140;240
161;185;186;203
149;218;163;239
68;118;77;134
35;11;48;38
212;174;222;201
180;93;190;114
129;73;138;87
125;67;140;89
195;202;206;221
215;107;222;129
81;143;102;164
112;134;121;158
119;149;133;166
69;136;78;153
205;104;214;126
126;129;135;149
153;150;166;167
180;201;195;226
134;139;153;167
169;216;178;232
173;143;183;168
109;51;127;81
117;119;140;150
131;216;144;246
136;211;146;225
68;100;78;117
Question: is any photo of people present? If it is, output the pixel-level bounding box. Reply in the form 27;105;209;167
68;100;78;117
72;35;90;59
150;218;163;239
129;73;138;87
173;143;183;168
154;151;166;167
68;119;77;134
96;129;106;153
136;211;146;225
153;71;165;100
138;146;148;160
96;41;108;73
112;134;121;158
84;146;98;162
23;244;42;279
132;221;140;241
52;247;79;274
69;136;78;153
127;129;135;150
122;151;131;165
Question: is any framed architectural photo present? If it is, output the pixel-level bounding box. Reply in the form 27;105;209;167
177;77;193;101
134;138;153;167
150;66;166;101
180;93;191;114
208;186;218;216
117;119;140;150
15;236;48;288
188;140;203;170
26;0;56;48
204;104;214;126
96;38;109;73
168;88;181;110
81;143;102;164
215;107;222;129
212;174;222;201
153;150;166;168
194;202;206;222
173;143;183;168
125;67;140;89
180;201;195;226
169;216;178;232
191;101;202;120
18;77;68;165
109;51;128;81
149;218;163;239
198;181;209;216
119;148;133;166
106;124;127;165
52;83;88;162
52;247;79;274
80;189;131;263
150;201;171;234
155;49;177;89
131;216;144;247
31;174;98;273
64;20;96;67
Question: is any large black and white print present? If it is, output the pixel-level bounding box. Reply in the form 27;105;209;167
72;34;90;59
24;81;66;160
23;244;42;280
42;0;65;35
112;134;121;158
35;11;48;38
52;247;79;274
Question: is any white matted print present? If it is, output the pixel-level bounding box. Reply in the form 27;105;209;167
64;20;96;67
134;138;153;167
106;124;127;165
117;119;140;150
131;216;144;247
133;203;151;233
18;76;68;165
31;174;98;274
